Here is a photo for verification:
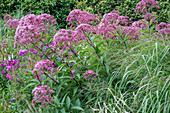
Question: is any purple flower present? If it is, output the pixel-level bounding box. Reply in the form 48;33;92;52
2;70;5;73
25;71;29;73
18;49;29;56
15;74;18;77
6;74;13;80
1;64;5;67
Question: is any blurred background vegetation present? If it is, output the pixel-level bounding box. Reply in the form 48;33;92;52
0;0;169;28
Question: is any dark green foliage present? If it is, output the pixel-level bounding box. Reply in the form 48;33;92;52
0;0;76;28
75;0;170;23
0;73;8;92
0;0;169;29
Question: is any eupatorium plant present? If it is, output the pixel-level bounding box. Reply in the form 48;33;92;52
14;14;56;45
32;85;55;108
66;9;100;29
135;0;160;15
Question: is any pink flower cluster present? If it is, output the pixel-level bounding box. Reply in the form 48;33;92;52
83;70;98;80
74;24;95;41
102;10;120;25
143;13;157;22
14;14;56;45
135;0;160;14
97;24;117;40
116;16;132;26
0;39;8;48
66;9;99;29
97;24;141;40
53;24;96;49
120;26;142;40
53;29;76;49
101;10;132;26
132;20;147;29
32;85;55;108
155;22;170;35
4;19;20;29
33;59;54;74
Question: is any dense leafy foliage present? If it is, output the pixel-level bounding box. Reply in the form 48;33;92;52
0;0;169;29
75;0;170;23
0;0;76;28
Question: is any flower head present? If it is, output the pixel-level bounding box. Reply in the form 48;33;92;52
66;9;99;29
34;59;54;74
32;85;55;108
83;70;98;80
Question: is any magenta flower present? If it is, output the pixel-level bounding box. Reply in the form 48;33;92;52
2;70;5;73
1;64;5;67
6;74;13;80
25;71;29;73
18;49;29;56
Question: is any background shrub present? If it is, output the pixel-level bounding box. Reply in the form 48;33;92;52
0;0;169;29
75;0;170;23
0;0;76;28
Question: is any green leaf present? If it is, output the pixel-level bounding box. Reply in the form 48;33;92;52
73;87;78;97
66;96;71;109
85;97;97;104
75;99;81;106
120;27;127;36
71;106;84;111
61;94;68;105
122;35;132;43
95;44;101;54
72;60;84;69
23;83;36;90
